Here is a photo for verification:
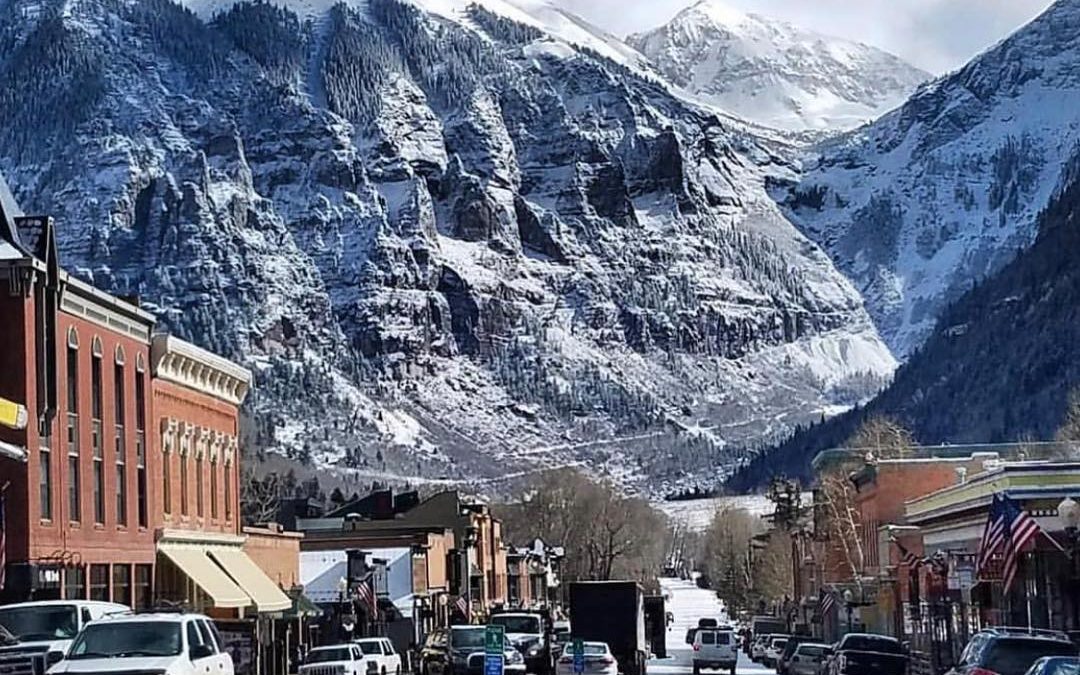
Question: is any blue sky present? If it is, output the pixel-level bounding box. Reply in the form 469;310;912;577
551;0;1055;73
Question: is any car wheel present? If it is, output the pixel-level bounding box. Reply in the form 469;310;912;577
693;665;700;675
397;667;402;675
730;666;736;675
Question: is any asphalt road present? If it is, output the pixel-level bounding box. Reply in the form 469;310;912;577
648;578;773;675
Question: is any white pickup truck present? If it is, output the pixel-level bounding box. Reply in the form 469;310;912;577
301;644;369;675
0;600;130;674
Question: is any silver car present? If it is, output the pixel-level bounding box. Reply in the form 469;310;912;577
787;644;831;675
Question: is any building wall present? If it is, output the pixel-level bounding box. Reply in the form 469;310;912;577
152;379;241;535
0;289;34;566
243;525;302;588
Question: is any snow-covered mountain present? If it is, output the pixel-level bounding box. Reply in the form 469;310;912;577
628;0;928;133
0;0;894;494
778;0;1080;358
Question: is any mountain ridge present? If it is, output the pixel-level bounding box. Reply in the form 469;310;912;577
628;0;929;132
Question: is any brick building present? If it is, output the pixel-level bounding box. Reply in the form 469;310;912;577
0;173;290;620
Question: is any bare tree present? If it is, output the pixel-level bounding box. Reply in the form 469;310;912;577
847;416;914;459
817;471;865;589
241;467;285;525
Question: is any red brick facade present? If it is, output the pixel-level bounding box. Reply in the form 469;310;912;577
0;217;249;609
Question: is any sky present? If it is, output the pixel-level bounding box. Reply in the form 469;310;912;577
549;0;1056;73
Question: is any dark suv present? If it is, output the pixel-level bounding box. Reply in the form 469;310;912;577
948;628;1079;675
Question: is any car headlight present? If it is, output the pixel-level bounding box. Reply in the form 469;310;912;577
509;651;525;665
526;645;543;657
45;651;66;668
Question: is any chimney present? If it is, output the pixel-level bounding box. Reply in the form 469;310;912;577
955;467;968;484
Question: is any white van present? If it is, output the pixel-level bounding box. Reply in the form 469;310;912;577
692;627;738;675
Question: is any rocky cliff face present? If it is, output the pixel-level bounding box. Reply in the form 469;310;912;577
0;0;893;494
628;0;928;132
780;0;1080;357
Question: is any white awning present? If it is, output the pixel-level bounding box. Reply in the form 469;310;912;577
158;544;250;608
209;548;292;613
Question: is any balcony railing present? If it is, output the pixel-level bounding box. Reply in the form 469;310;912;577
91;419;102;458
66;413;79;455
115;424;125;461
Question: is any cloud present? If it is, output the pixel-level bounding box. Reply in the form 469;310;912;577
549;0;1055;73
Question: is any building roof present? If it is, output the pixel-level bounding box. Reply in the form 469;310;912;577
905;461;1080;524
151;333;252;405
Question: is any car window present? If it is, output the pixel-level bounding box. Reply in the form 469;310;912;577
359;641;384;655
354;646;363;660
68;621;182;659
187;621;205;651
1048;661;1080;675
986;641;1078;675
701;632;716;645
799;647;825;657
842;636;902;653
715;632;731;645
81;609;92;626
195;620;217;653
384;641;395;655
206;620;225;652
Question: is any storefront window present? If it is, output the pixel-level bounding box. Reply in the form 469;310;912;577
89;564;109;601
64;566;86;600
112;564;132;607
135;564;153;610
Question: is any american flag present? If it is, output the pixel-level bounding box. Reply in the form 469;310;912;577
455;595;470;621
893;540;924;568
356;576;377;613
819;590;834;615
975;494;1005;577
998;495;1060;592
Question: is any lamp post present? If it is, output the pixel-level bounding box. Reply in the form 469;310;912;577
1058;497;1080;630
843;589;855;635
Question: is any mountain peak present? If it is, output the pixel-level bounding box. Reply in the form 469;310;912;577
628;3;928;131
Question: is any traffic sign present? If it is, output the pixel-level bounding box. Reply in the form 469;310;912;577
572;638;585;675
485;624;505;675
0;397;27;430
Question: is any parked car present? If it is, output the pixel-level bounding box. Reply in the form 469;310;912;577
777;636;816;675
827;633;907;675
765;636;791;668
752;635;774;662
691;626;738;675
355;637;404;675
46;612;233;675
1024;657;1080;675
556;641;619;675
302;644;368;675
948;628;1079;675
787;643;832;675
419;626;525;675
0;600;130;674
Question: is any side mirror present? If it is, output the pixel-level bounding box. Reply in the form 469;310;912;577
190;644;215;661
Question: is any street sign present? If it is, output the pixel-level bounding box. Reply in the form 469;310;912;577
485;624;505;675
573;638;585;675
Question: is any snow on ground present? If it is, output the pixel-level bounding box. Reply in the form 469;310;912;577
658;495;776;532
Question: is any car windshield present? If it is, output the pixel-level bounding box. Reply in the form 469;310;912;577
0;606;79;642
799;647;827;657
773;641;788;649
357;642;383;655
987;642;1079;675
68;622;182;659
1046;661;1080;675
308;648;354;663
491;616;541;634
452;629;486;649
843;636;902;653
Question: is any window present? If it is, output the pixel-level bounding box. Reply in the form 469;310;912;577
187;621;204;651
162;429;172;516
39;440;52;521
224;457;232;520
64;566;86;600
115;362;127;526
113;564;131;607
66;345;80;522
136;369;147;527
210;456;218;519
91;351;104;524
180;437;189;517
196;439;205;518
89;564;109;601
134;564;152;610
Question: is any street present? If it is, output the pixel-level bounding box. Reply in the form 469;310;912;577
648;578;772;675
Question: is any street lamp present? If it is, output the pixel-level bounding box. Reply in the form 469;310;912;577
843;589;855;635
1058;497;1080;630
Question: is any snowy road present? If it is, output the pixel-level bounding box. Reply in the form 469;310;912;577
649;578;774;675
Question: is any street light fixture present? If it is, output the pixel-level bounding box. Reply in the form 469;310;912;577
843;589;855;635
1058;497;1080;630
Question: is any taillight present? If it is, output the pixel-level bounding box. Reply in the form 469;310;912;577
559;657;573;664
602;657;615;665
693;645;701;651
970;668;999;675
